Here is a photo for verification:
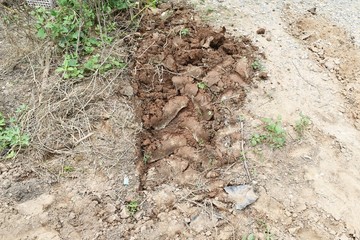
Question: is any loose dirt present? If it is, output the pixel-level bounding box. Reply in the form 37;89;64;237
132;5;261;191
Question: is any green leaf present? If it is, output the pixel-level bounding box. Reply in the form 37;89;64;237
37;28;47;39
247;233;255;240
6;150;16;159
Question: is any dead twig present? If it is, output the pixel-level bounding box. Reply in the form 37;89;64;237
240;121;252;183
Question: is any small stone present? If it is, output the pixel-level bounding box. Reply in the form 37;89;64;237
295;203;307;213
107;214;119;223
224;185;258;210
106;203;117;214
256;28;266;35
283;217;292;225
205;231;211;236
2;179;11;189
206;171;220;178
120;206;131;219
259;72;268;79
184;83;198;97
307;7;316;15
235;59;250;80
289;227;300;235
120;85;134;97
0;163;8;173
211;199;227;211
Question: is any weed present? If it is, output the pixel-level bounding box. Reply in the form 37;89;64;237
251;59;264;71
143;153;151;164
251;116;286;149
257;220;276;240
146;0;159;8
250;133;267;147
294;113;311;137
0;109;30;159
206;7;215;14
242;233;255;240
262;117;286;148
30;0;131;79
127;200;139;215
197;82;207;89
63;165;75;172
179;28;190;38
242;220;276;240
55;54;84;79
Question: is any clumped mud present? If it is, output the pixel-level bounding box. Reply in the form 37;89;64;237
132;4;260;190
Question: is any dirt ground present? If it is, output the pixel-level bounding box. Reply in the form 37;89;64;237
1;1;360;240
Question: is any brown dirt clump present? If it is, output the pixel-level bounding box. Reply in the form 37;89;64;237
132;4;258;190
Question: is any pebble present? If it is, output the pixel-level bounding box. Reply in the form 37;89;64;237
288;227;300;235
256;28;266;35
2;179;11;189
120;206;130;219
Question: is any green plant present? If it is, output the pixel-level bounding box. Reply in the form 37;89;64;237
294;113;311;137
250;116;286;149
0;110;30;159
179;28;190;38
127;200;139;215
251;60;264;71
250;133;267;147
146;0;159;8
206;7;214;14
197;82;207;89
31;0;131;79
63;165;75;172
257;220;276;240
56;53;84;79
143;153;151;164
262;117;286;148
242;233;255;240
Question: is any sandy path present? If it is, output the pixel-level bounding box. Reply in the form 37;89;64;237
192;0;360;238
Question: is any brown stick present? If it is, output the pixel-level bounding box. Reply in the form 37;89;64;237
241;121;252;183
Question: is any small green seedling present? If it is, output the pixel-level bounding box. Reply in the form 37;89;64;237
127;200;139;215
206;7;214;14
63;165;75;172
0;111;30;159
250;116;286;149
250;133;267;147
251;60;264;71
197;82;207;89
294;113;311;137
262;117;286;148
56;54;84;79
179;28;190;38
242;233;255;240
143;154;151;164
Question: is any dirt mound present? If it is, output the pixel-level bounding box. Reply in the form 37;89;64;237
132;4;259;190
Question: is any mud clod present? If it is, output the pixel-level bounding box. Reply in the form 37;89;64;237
133;5;256;190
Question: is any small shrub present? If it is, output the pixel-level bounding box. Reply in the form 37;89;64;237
127;200;139;215
0;109;30;159
250;116;286;149
294;113;311;137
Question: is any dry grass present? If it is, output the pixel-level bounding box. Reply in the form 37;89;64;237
0;2;142;174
